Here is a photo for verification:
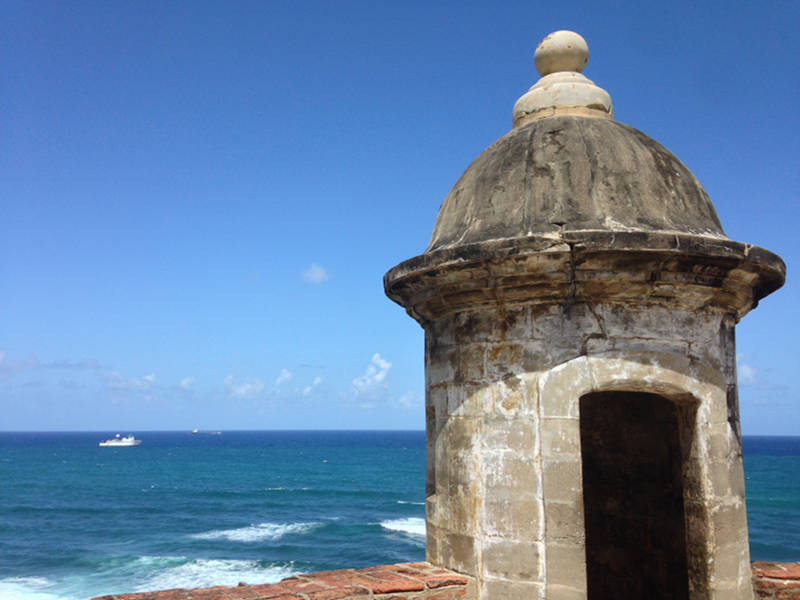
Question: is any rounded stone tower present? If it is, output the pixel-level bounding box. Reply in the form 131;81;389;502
384;31;785;600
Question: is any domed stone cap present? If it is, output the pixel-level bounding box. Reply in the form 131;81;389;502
427;115;726;252
513;30;612;126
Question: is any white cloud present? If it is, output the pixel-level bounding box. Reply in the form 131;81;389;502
224;374;266;398
107;372;156;391
353;353;391;396
0;353;101;375
738;355;757;386
301;263;329;284
275;368;293;385
180;376;195;390
392;391;420;410
302;376;323;396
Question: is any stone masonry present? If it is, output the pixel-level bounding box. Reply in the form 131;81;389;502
385;31;785;600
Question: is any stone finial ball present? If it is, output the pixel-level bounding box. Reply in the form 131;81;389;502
534;30;589;76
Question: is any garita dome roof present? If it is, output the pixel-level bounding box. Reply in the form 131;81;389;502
385;31;784;324
428;30;725;252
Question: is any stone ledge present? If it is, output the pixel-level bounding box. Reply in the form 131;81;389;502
91;562;475;600
753;562;800;599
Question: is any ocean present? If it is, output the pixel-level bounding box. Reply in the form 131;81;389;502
0;431;797;600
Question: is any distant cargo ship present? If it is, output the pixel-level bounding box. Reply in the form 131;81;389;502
191;429;221;435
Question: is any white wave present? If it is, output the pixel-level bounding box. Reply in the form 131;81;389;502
396;500;425;505
0;577;75;600
380;517;426;537
189;521;321;542
136;558;296;590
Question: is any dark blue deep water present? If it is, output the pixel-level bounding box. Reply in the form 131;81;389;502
0;432;797;599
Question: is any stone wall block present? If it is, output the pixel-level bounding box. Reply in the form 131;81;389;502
440;416;480;455
712;504;749;548
531;304;601;342
541;459;583;504
492;374;529;416
497;306;534;341
455;344;487;383
708;459;735;498
453;311;496;344
448;383;491;417
444;489;480;537
441;449;479;499
482;497;543;540
544;500;585;543
712;543;752;587
707;423;733;460
441;532;478;575
427;348;456;386
584;335;689;357
707;393;730;424
539;357;590;418
427;522;443;565
482;451;540;501
541;418;581;457
481;539;543;582
486;343;524;378
521;340;558;372
481;579;545;600
426;495;440;527
428;386;448;419
544;542;587;590
545;583;589;600
481;416;537;454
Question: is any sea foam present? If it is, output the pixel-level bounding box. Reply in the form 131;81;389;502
380;517;426;537
0;577;72;600
189;521;321;542
137;558;296;590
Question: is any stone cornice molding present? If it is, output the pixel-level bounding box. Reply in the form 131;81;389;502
384;231;785;326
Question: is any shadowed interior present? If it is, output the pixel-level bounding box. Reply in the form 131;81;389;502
580;391;690;600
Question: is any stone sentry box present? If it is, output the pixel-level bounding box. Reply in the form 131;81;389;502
384;31;785;600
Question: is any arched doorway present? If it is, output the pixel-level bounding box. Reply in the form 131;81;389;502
579;391;690;600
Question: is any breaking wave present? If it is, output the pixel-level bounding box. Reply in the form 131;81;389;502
189;521;322;542
0;577;73;600
380;517;426;537
136;557;296;590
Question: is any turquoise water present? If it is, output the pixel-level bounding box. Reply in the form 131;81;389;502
0;432;797;600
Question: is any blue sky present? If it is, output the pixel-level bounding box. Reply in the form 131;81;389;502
1;1;798;433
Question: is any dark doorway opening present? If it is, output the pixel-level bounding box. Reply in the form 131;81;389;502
580;391;689;600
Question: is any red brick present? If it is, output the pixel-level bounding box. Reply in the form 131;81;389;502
358;571;425;593
754;563;800;581
306;586;369;600
303;568;356;578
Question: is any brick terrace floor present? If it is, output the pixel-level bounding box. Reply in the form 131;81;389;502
90;561;800;600
91;562;474;600
752;562;800;599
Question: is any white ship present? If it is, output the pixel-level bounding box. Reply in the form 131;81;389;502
99;434;141;447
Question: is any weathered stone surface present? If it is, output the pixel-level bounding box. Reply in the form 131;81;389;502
427;117;725;250
383;28;786;600
385;232;784;325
